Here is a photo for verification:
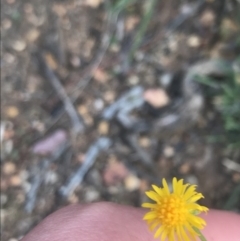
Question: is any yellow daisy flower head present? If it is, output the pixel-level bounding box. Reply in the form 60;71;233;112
142;177;208;241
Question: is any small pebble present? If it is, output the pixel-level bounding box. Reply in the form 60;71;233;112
144;88;170;108
179;162;191;174
8;239;18;241
68;193;79;204
94;68;110;83
85;189;100;202
128;75;139;85
188;35;201;48
84;0;102;8
70;56;81;68
98;121;109;135
200;10;215;27
159;73;173;88
5;106;19;118
12;40;26;52
9;175;22;187
139;137;150;148
104;91;115;103
3;162;16;175
94;99;104;111
124;174;141;191
26;29;40;42
163;146;175;158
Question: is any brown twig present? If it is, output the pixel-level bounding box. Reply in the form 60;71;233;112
36;52;84;134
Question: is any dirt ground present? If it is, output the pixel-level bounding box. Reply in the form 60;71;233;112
1;0;240;240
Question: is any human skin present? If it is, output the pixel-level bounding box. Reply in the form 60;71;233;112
22;202;240;241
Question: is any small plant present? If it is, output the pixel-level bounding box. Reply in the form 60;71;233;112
196;58;240;150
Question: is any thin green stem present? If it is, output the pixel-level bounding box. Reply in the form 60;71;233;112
193;227;208;241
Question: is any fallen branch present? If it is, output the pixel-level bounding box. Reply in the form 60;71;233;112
60;137;112;197
35;52;84;134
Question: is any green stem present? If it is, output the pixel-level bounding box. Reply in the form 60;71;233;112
193;227;208;241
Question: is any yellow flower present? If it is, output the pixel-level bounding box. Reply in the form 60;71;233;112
142;177;208;241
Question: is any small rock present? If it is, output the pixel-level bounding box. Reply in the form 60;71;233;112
187;35;201;48
125;16;140;32
94;99;104;111
144;88;170;108
44;53;58;70
200;9;215;27
68;193;79;204
104;91;115;103
159;73;173;88
70;56;81;68
9;175;22;187
139;137;150;148
78;105;88;115
98;121;109;135
128;75;139;85
124;174;141;191
85;189;100;202
94;68;110;83
163;146;175;158
179;162;191;174
26;29;40;42
5;106;19;118
12;40;26;52
8;239;18;241
84;0;102;8
3;162;16;175
103;159;129;185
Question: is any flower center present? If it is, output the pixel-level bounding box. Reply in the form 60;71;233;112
158;194;187;227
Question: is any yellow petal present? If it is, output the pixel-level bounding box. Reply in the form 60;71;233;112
145;191;160;202
172;177;178;193
180;226;190;241
154;225;164;238
143;211;158;220
189;193;204;202
150;221;159;231
152;185;163;196
176;179;184;195
142;203;158;209
162;178;170;195
183;185;197;200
